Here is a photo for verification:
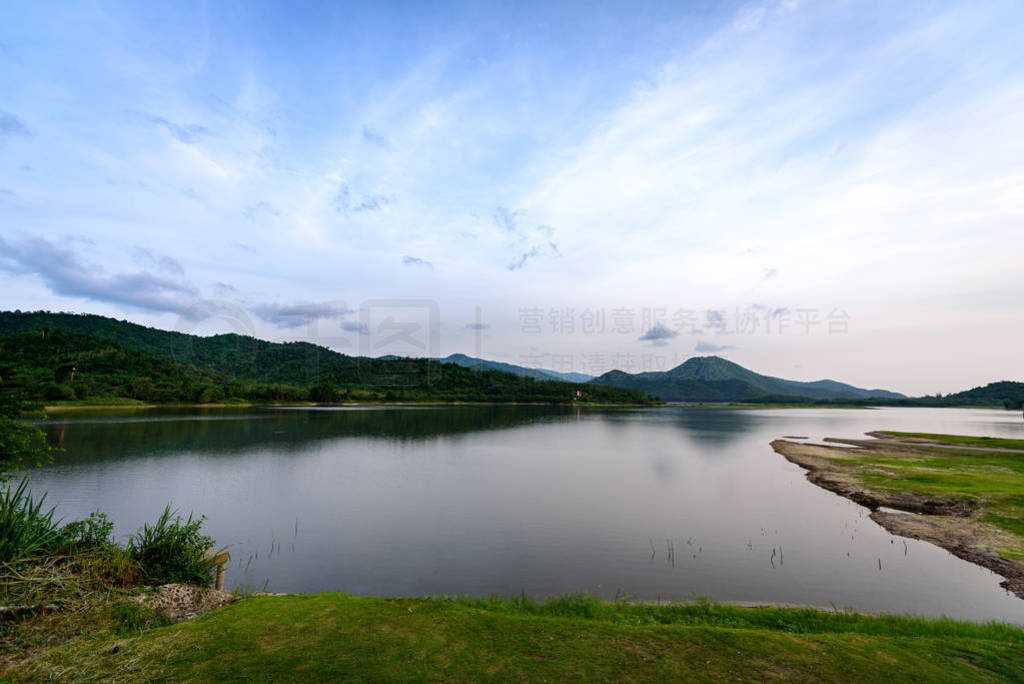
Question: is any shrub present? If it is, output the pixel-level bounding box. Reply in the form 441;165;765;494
0;415;58;481
59;511;115;549
0;477;64;562
127;505;217;586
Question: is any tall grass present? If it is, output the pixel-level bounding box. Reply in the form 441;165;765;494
0;477;64;562
127;505;217;586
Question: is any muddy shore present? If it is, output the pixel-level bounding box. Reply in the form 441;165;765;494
771;438;1024;600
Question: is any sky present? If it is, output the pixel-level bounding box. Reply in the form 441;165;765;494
1;0;1022;396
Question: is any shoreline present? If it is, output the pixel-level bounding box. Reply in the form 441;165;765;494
771;436;1024;600
43;400;659;412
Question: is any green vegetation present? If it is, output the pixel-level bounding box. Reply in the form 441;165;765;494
748;383;1024;409
0;375;58;479
773;433;1024;595
126;505;217;586
438;352;594;383
591;354;1023;408
8;593;1024;681
0;312;656;405
876;431;1024;452
0;479;66;562
0;496;217;665
843;434;1024;554
0;542;144;664
592;355;905;403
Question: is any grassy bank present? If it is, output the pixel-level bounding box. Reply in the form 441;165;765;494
874;431;1024;452
772;431;1024;597
8;593;1024;681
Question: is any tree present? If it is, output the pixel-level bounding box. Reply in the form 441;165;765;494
310;381;337;404
0;374;58;480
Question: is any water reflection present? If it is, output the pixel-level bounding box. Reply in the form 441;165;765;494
39;405;574;462
25;405;1024;622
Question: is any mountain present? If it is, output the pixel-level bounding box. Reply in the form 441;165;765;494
590;355;905;402
0;311;653;405
943;381;1024;409
437;354;594;384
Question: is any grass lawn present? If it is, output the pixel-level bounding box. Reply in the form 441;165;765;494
8;593;1024;681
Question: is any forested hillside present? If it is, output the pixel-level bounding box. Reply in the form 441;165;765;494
0;312;655;405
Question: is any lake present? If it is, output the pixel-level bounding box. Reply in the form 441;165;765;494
26;405;1024;622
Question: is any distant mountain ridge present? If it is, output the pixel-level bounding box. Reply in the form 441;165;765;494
436;354;594;384
0;311;651;405
591;355;905;402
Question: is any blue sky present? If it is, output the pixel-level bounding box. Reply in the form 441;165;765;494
1;0;1022;394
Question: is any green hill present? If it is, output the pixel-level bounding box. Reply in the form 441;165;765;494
591;355;904;402
943;381;1024;409
0;312;653;405
437;353;593;383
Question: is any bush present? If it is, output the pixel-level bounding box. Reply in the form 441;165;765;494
60;511;115;549
0;477;65;562
127;505;217;586
0;415;58;480
42;383;75;401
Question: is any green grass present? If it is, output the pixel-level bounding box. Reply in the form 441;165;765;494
876;431;1024;452
814;434;1024;558
9;593;1024;681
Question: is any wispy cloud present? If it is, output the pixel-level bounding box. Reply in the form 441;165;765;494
493;206;519;233
695;340;736;353
131;247;185;276
242;201;279;222
354;193;395;212
251;301;352;328
507;241;560;271
332;183;351;214
149;115;211;145
0;111;31;138
402;255;433;269
361;126;390;147
638;322;679;347
341;320;370;335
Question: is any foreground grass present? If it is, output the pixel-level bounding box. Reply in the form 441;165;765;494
8;593;1024;681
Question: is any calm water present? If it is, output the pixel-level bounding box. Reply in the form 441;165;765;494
26;405;1024;622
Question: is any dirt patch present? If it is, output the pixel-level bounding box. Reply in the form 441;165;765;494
134;583;238;621
772;439;1024;599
